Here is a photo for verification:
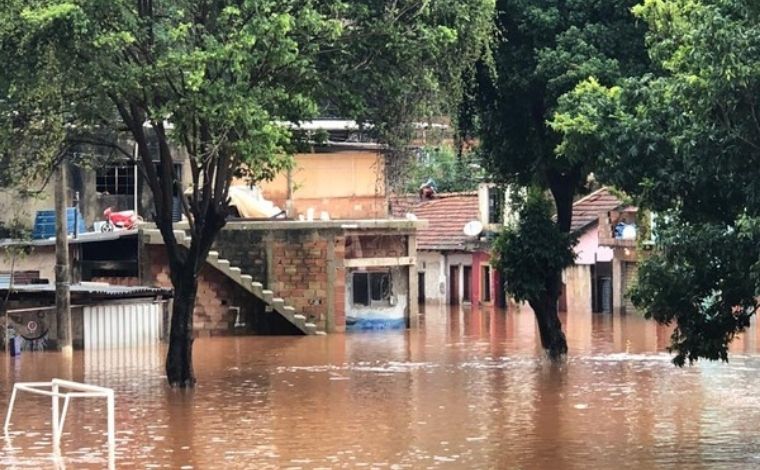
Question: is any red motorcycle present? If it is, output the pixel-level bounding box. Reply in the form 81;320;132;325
101;207;142;232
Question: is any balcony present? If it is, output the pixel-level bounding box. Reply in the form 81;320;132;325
598;207;639;249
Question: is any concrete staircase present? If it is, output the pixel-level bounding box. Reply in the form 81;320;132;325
143;229;323;335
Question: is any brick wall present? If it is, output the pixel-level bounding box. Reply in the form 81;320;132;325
268;231;347;330
345;234;407;259
145;226;412;335
213;230;267;283
147;245;265;336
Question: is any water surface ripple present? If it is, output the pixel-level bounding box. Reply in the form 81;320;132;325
1;305;759;468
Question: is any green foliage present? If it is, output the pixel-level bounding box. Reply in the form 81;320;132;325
630;213;758;366
320;0;495;192
405;146;483;194
492;190;577;303
471;1;649;354
555;0;760;364
474;0;649;188
1;0;494;384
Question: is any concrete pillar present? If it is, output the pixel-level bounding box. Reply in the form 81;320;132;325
326;234;336;333
55;164;72;354
408;234;418;328
264;232;275;289
612;257;624;313
472;253;483;303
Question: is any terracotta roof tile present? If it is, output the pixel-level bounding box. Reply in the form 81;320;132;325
571;187;624;232
392;193;480;251
388;195;420;219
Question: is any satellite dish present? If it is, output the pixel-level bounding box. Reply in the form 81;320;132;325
463;220;484;237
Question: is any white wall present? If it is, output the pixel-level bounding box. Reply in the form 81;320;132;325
446;253;473;304
417;252;446;302
0;246;57;281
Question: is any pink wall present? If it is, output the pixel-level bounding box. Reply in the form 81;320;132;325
574;225;613;265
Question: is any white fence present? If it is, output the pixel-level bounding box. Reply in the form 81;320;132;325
83;302;163;349
4;379;115;468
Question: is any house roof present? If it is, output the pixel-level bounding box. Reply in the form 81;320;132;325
571;187;624;233
0;229;137;248
0;283;172;300
395;192;480;251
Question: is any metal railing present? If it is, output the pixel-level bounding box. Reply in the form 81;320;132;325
4;379;115;466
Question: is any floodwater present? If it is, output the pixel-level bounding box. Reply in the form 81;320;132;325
2;305;760;469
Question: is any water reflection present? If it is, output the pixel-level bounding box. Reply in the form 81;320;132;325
1;306;760;468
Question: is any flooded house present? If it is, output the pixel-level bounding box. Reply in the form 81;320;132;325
0;119;445;344
0;230;169;349
391;184;507;307
141;219;422;334
562;187;641;314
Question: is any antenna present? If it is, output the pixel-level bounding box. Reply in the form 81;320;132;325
463;220;484;237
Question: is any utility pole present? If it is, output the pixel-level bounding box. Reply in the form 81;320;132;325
55;163;72;354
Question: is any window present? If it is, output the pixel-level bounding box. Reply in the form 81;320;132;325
488;186;504;224
352;271;391;306
96;166;135;195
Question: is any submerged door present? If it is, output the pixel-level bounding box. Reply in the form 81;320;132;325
463;266;472;302
449;265;460;305
481;265;491;302
418;272;426;303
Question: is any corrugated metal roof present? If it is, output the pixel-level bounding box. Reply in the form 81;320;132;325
0;229;138;248
0;283;172;299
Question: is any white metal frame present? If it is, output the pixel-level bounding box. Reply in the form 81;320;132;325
4;379;114;458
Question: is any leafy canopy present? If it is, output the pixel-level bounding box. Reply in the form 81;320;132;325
492;190;577;304
553;0;760;364
475;0;649;189
405;146;484;194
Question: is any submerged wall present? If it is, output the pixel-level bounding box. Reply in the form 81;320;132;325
149;220;420;334
345;266;409;331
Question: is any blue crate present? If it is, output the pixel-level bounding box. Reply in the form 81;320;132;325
32;208;88;239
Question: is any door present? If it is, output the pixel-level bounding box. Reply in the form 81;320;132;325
463;266;472;302
418;272;426;304
481;265;491;302
449;265;460;305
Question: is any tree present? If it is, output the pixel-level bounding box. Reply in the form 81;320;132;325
3;0;495;386
552;0;760;365
471;0;649;358
317;1;495;194
492;190;577;353
4;1;330;386
404;146;484;194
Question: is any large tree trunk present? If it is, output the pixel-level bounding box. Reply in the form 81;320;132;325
529;271;568;359
166;270;197;387
526;168;580;359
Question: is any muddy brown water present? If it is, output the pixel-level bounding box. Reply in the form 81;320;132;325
2;305;760;469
